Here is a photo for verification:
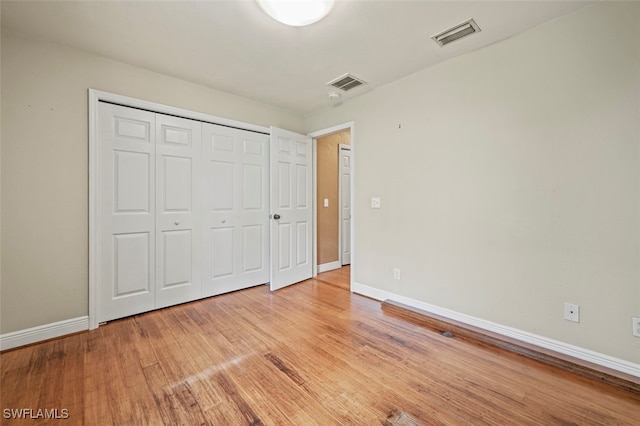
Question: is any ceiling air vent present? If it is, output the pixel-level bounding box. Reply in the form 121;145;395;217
327;73;366;92
431;18;481;47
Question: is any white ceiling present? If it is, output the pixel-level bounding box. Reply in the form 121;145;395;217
1;0;589;114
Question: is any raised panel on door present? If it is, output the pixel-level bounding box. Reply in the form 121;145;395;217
242;225;265;272
114;151;151;213
340;146;351;265
296;221;309;266
211;160;235;212
211;227;234;279
202;123;269;297
162;156;192;211
161;230;193;287
155;114;202;308
342;217;350;263
113;232;151;297
270;127;313;291
278;223;292;271
97;102;156;322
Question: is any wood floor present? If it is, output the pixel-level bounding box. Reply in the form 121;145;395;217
2;266;639;425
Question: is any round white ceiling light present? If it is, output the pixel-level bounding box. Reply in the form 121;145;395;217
256;0;335;27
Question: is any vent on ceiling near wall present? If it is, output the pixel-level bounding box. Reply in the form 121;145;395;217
431;18;481;47
327;73;366;92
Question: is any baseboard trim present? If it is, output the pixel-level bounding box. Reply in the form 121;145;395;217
0;316;89;351
352;282;640;381
317;261;342;274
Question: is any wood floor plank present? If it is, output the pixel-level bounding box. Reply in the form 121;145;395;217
84;334;114;425
2;266;639;425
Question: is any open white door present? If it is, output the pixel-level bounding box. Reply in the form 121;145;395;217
339;145;351;265
270;127;313;291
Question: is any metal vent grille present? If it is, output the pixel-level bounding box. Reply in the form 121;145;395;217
327;73;366;92
432;18;481;47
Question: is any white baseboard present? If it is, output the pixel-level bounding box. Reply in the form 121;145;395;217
0;316;89;351
317;261;342;274
352;282;640;379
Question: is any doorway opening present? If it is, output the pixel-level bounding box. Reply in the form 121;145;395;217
309;123;354;290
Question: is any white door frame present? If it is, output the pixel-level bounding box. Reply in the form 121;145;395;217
88;89;269;330
308;122;355;288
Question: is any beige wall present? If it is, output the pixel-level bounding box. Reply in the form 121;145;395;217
306;2;640;363
316;130;350;265
0;30;304;334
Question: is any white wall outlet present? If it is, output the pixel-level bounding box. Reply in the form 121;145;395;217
633;317;640;337
371;197;381;209
564;303;580;323
323;198;329;207
393;268;401;280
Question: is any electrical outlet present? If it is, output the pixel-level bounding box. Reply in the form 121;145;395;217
393;268;401;280
564;303;580;323
633;317;640;337
371;197;381;209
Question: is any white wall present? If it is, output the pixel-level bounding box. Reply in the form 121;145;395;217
306;2;640;363
0;30;305;334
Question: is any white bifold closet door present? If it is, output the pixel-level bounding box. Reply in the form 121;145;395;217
98;103;202;322
97;102;269;323
201;123;269;297
98;103;157;322
155;114;202;309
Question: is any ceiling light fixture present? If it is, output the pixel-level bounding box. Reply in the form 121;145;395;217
257;0;335;27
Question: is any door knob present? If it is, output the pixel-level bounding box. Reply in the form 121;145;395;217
273;214;281;220
174;221;180;226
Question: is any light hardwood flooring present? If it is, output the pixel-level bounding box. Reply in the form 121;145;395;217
1;266;639;425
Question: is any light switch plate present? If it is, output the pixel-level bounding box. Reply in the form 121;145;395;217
324;198;329;207
371;197;381;208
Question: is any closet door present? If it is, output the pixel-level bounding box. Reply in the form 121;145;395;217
155;114;202;308
97;103;156;322
202;123;270;296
